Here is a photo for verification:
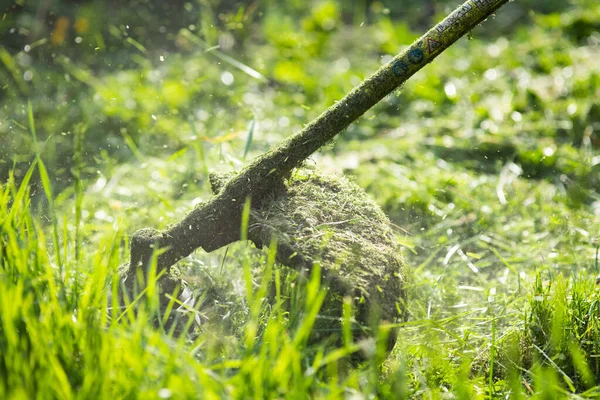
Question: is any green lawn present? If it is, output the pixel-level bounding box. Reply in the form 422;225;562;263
1;0;600;398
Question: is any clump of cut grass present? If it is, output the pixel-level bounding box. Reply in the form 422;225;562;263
115;165;406;355
211;167;406;353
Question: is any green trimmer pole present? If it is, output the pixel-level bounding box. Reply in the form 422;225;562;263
128;0;511;280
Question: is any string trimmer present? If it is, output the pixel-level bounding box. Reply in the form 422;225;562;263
114;0;511;353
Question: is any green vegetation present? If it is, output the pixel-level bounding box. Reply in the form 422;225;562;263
1;0;600;398
212;169;406;351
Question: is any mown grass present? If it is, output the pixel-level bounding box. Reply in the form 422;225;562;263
3;180;599;398
0;159;405;398
1;0;600;398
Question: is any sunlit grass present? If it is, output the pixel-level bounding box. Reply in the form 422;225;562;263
2;149;600;397
0;159;404;398
1;0;600;397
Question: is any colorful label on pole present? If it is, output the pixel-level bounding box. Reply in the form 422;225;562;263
472;0;497;10
408;47;425;64
392;60;409;77
436;3;472;33
427;38;442;54
388;0;508;80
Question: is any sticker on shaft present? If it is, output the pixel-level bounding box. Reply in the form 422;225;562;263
473;0;497;10
436;3;473;33
392;60;409;77
408;48;424;64
427;38;442;54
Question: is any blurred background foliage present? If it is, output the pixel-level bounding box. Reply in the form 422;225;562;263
1;0;599;195
1;0;599;258
1;0;600;396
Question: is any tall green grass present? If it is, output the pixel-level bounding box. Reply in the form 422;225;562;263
4;160;600;398
489;273;600;397
0;151;406;399
0;103;599;397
